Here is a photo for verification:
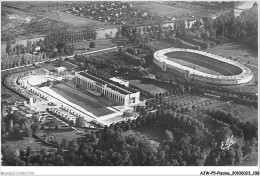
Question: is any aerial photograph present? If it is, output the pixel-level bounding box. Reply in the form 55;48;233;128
1;0;258;173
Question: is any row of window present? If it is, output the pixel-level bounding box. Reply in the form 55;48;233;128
76;77;126;105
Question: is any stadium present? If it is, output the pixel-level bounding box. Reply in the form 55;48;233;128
153;48;253;85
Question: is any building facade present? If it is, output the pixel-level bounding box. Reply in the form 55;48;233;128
75;70;140;106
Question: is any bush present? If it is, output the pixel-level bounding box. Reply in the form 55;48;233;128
89;42;96;48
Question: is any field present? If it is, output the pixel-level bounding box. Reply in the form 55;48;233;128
165;55;223;76
128;79;166;95
1;2;112;42
2;136;53;151
47;11;106;28
148;41;177;51
205;43;258;93
1;85;27;102
51;83;114;117
210;103;258;124
72;39;117;55
132;2;218;18
192;113;229;132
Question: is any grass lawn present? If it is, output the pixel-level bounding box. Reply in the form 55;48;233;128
148;41;177;51
72;39;117;55
128;79;166;95
189;113;229;132
210;103;258;123
165;55;223;76
235;152;258;166
40;128;87;144
51;83;114;117
205;43;258;66
205;43;258;94
133;2;207;17
2;136;53;151
123;130;160;148
1;85;27;102
47;11;105;27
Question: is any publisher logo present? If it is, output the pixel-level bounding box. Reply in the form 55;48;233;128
221;135;236;150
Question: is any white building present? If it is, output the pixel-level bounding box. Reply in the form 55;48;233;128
75;70;140;106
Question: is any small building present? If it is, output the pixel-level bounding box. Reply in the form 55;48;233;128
55;67;66;72
35;46;41;52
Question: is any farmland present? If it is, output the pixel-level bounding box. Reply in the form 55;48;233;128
46;11;107;29
132;1;219;19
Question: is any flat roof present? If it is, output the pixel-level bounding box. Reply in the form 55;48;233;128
78;70;138;95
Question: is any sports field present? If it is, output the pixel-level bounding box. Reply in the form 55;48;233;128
166;56;223;76
51;83;114;117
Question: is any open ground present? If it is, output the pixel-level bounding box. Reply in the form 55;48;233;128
128;79;166;95
132;2;218;18
50;83;114;117
47;11;106;28
205;43;258;94
72;39;117;55
165;55;223;76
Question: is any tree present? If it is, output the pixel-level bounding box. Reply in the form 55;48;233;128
40;148;47;156
26;147;32;157
75;117;85;127
2;122;7;134
6;40;12;56
241;145;253;156
89;41;96;48
1;145;20;166
68;139;79;153
23;123;32;137
44;119;59;129
164;130;174;143
13;123;20;135
214;127;233;144
55;155;65;166
31;123;40;134
60;138;69;149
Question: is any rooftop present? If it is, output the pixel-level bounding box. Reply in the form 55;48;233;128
78;70;138;95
